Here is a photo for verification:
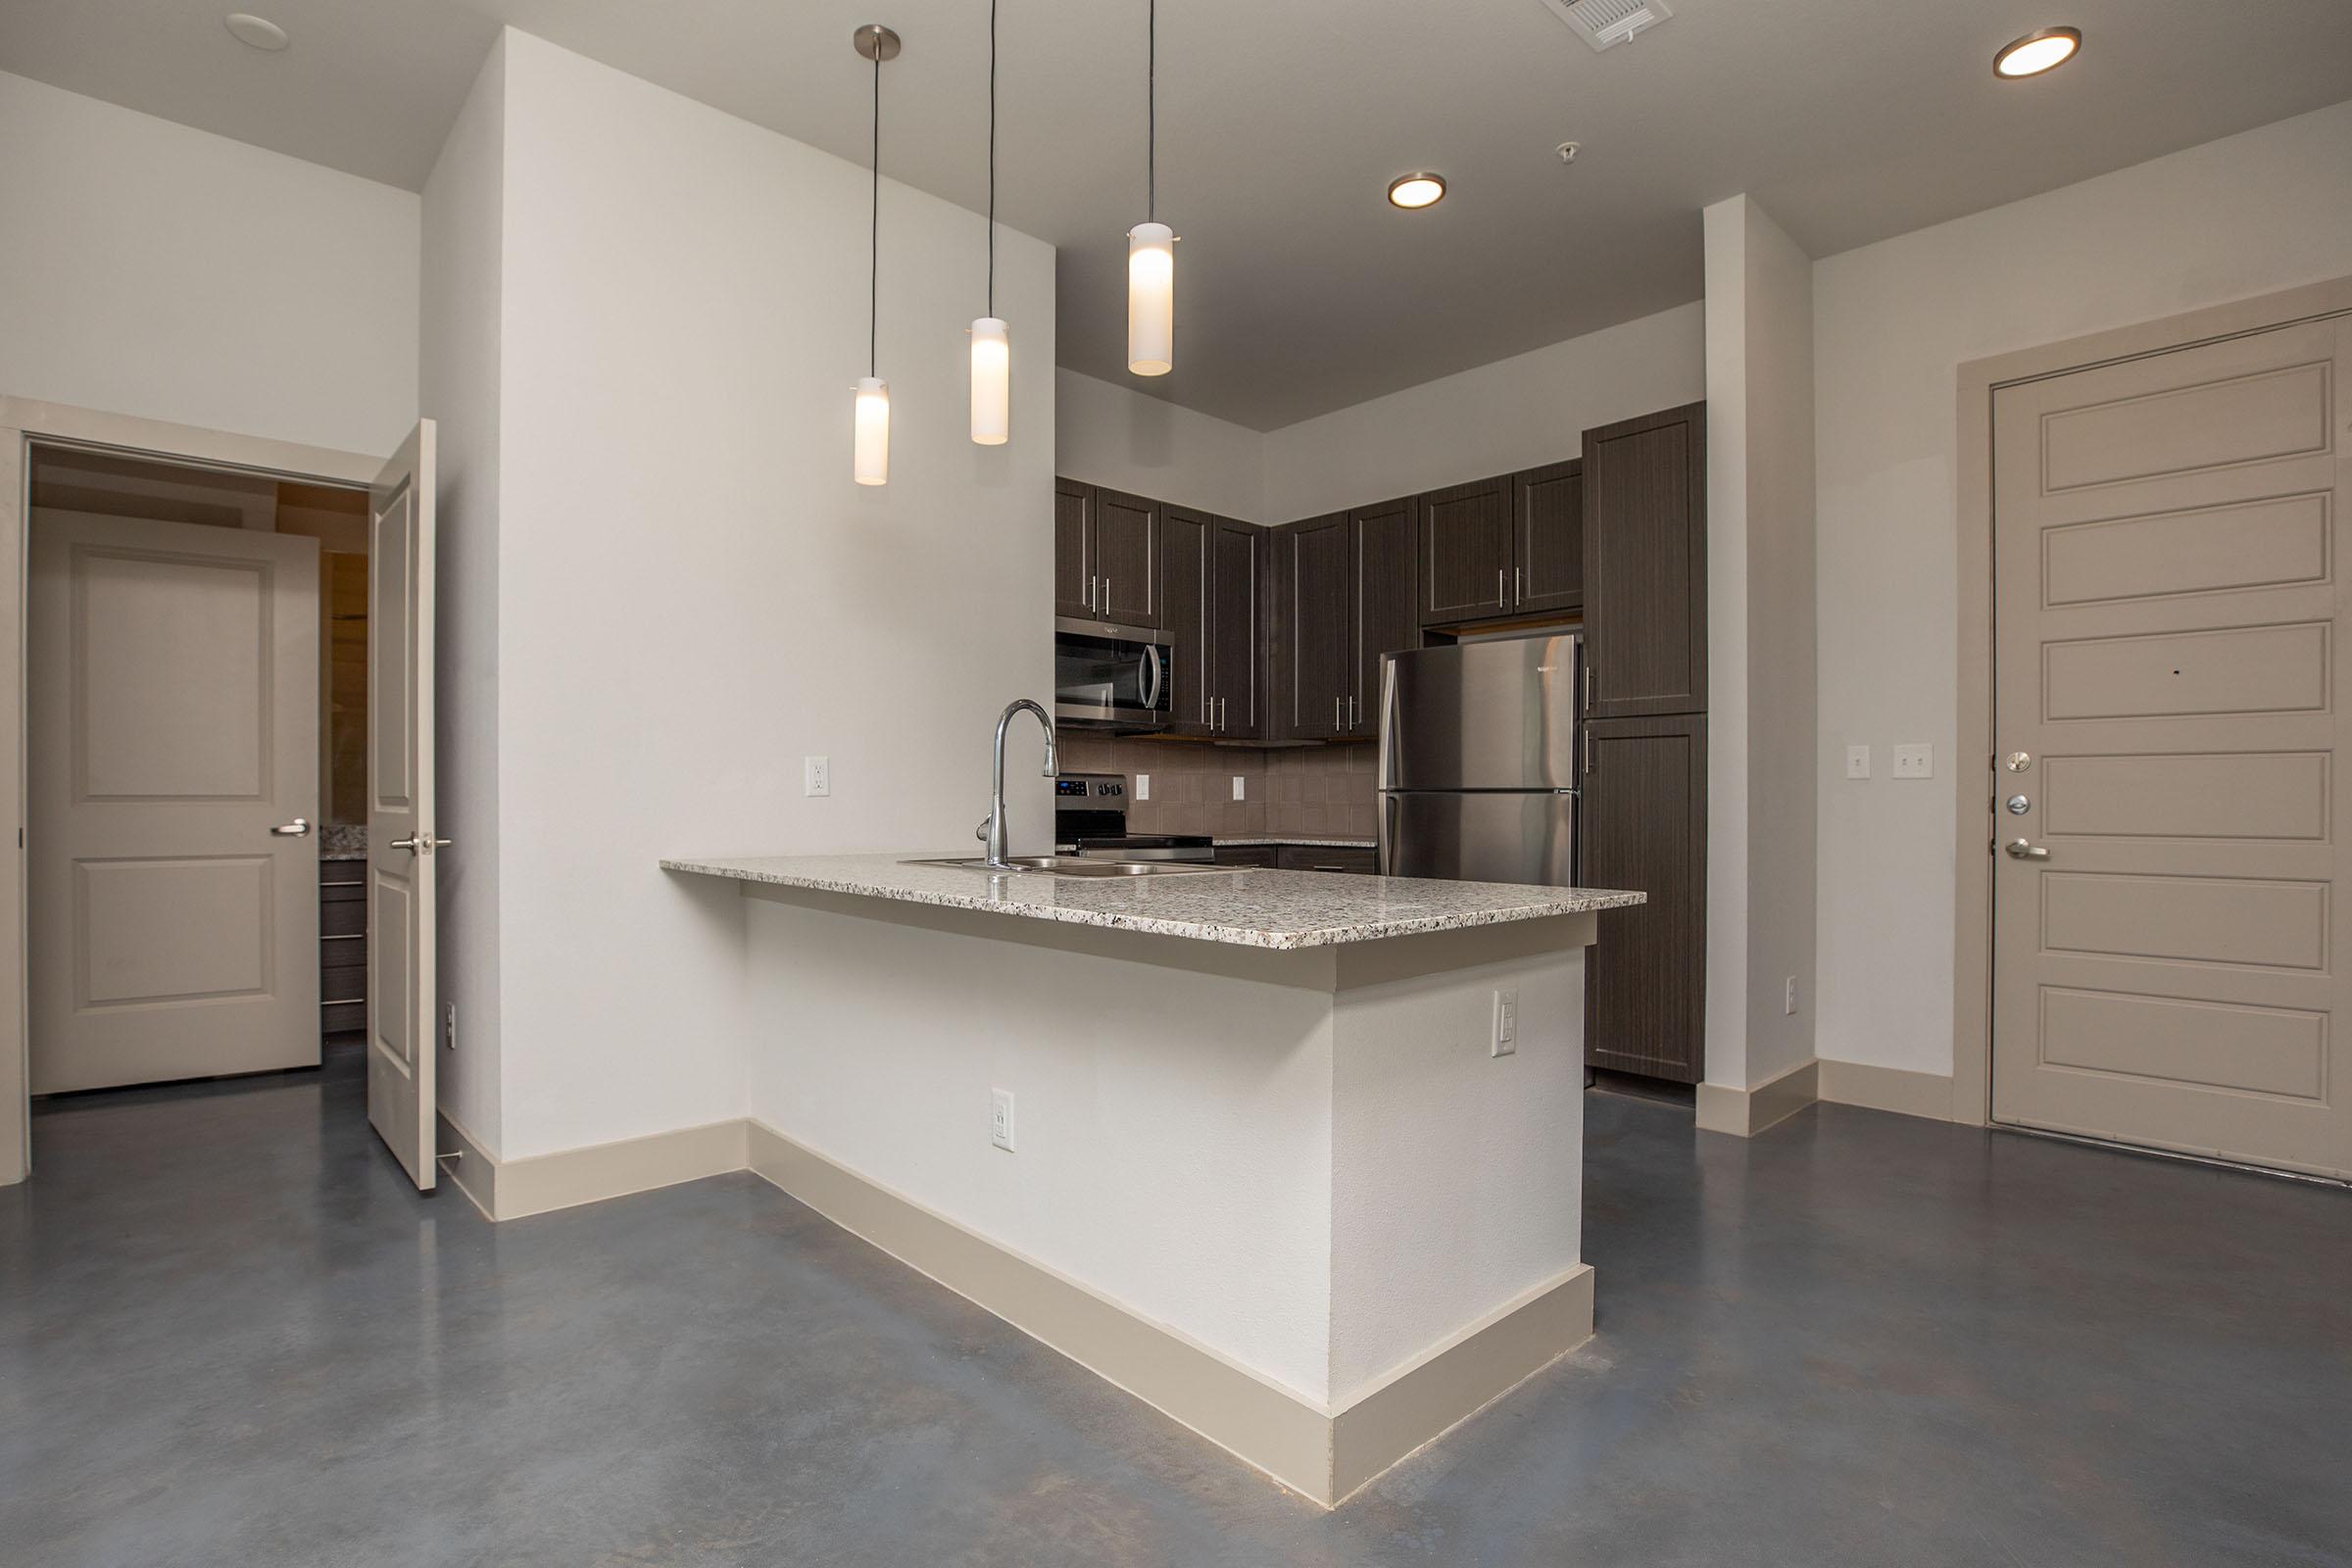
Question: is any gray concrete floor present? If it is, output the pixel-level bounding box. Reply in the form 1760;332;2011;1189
4;1041;2346;1567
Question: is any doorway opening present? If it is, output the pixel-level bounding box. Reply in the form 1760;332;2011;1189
24;442;371;1110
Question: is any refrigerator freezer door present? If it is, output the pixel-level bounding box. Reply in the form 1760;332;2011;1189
1378;636;1580;791
1380;790;1577;886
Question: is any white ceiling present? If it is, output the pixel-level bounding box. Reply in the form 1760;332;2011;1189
6;1;2350;429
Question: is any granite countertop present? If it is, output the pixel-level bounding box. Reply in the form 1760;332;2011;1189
662;853;1642;951
1213;836;1377;849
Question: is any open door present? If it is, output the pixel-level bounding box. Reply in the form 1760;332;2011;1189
366;421;439;1190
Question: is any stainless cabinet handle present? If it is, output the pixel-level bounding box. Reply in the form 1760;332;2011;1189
1584;662;1594;713
1334;695;1342;732
1102;577;1112;615
1514;565;1522;606
270;817;311;837
2003;839;2049;860
1497;567;1505;609
1088;573;1099;612
1217;696;1227;731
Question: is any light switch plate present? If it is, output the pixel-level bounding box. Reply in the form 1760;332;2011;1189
1845;745;1871;780
1492;989;1519;1057
804;756;831;797
1135;773;1151;801
1892;744;1934;780
1232;775;1247;801
990;1088;1015;1152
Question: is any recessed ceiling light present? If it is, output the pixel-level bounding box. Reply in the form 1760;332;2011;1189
1388;173;1446;211
224;14;290;52
1994;25;2080;78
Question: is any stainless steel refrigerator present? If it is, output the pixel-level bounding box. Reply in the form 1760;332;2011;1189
1377;635;1581;885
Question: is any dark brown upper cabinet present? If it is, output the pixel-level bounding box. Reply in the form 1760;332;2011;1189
1054;478;1097;621
1273;514;1352;740
1092;488;1161;628
1582;402;1705;717
1351;497;1416;734
1057;479;1160;628
1159;505;1214;734
1511;459;1584;616
1416;476;1513;626
1208;519;1263;739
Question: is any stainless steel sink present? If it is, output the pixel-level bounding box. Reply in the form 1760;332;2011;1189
904;856;1243;878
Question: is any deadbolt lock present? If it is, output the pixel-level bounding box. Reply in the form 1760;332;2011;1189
2003;752;2032;773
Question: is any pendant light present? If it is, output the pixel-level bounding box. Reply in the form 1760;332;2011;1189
969;0;1009;444
853;24;901;486
1126;0;1173;376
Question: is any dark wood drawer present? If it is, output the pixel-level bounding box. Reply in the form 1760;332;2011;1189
1214;845;1282;868
320;898;367;938
322;1000;367;1034
319;865;366;902
1276;845;1377;875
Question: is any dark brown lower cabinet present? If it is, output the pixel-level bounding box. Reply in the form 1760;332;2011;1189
1276;844;1377;875
1580;714;1705;1083
1213;844;1283;869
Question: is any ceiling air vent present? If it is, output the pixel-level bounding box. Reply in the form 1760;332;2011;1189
1538;0;1673;52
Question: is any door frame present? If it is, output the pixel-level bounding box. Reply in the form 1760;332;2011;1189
0;396;380;1185
1950;274;2352;1129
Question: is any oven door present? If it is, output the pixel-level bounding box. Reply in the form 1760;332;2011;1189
1054;621;1172;730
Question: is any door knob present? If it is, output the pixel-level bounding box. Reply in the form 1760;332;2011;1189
270;817;311;837
390;835;453;853
2003;839;2049;860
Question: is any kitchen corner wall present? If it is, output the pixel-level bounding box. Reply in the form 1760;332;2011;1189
1055;736;1378;841
421;29;1055;1161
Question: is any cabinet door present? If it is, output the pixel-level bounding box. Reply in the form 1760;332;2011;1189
1416;475;1513;626
1350;498;1415;735
1054;477;1097;620
1281;514;1351;739
1582;404;1705;716
1512;459;1583;616
1094;488;1161;628
1160;506;1213;733
1580;713;1706;1083
1208;517;1261;738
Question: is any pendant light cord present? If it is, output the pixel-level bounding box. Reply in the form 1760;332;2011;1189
1147;0;1155;222
868;39;881;377
987;0;997;318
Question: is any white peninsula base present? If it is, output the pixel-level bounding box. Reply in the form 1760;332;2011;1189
669;856;1637;1504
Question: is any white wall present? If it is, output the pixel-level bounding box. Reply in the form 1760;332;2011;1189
1814;97;2352;1081
472;32;1055;1159
419;39;508;1146
0;71;417;458
1261;304;1706;520
1055;368;1266;519
1701;196;1817;1095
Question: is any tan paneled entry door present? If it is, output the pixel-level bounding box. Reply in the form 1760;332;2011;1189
28;511;321;1093
1991;316;2351;1179
367;423;440;1191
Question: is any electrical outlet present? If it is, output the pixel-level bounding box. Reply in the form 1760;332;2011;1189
1135;773;1151;801
1892;744;1934;780
804;756;831;797
1492;989;1519;1057
1784;976;1798;1016
1845;745;1871;780
1232;775;1247;801
443;1002;458;1052
990;1088;1016;1152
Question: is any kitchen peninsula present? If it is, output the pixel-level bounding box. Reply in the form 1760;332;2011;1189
663;853;1641;1504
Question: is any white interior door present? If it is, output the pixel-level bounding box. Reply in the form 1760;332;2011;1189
28;510;321;1093
366;422;439;1190
1990;316;2351;1179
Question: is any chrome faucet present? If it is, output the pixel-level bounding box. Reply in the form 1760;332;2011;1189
984;699;1056;869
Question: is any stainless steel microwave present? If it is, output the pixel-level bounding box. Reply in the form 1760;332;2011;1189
1054;618;1173;730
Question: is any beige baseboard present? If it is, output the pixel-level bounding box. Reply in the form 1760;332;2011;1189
434;1110;748;1222
745;1119;1592;1507
1694;1057;1819;1138
1817;1058;1958;1122
429;1109;1594;1503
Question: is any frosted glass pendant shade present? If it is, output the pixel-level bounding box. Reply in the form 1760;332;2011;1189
853;376;890;486
969;318;1009;445
1127;221;1174;376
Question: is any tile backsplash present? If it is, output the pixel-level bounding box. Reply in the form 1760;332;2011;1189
1054;735;1378;841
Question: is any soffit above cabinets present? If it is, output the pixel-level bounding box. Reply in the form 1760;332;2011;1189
6;0;2349;429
